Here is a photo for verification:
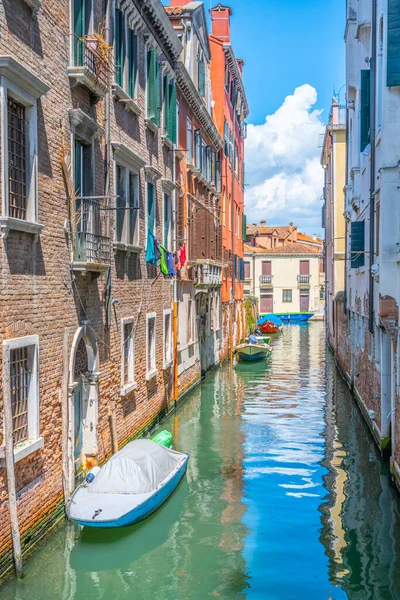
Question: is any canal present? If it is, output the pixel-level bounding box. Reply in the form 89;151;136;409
2;322;400;599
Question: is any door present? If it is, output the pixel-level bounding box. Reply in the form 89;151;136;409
300;292;309;312
74;377;83;481
262;261;272;275
299;260;310;275
381;332;393;443
260;294;273;313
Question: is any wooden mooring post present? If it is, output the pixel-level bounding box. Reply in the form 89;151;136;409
2;344;23;577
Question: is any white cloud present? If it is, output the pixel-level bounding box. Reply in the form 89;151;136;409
245;84;325;235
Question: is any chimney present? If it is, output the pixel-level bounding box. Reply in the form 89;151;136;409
260;219;266;226
170;0;190;6
331;97;339;125
313;233;317;241
211;4;232;41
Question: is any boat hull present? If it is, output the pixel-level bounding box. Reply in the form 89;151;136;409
276;313;314;323
258;322;280;334
70;454;189;528
237;344;269;362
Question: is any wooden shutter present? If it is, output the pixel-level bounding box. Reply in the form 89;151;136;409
74;0;85;66
116;165;125;242
154;58;160;126
198;60;205;97
147;48;157;122
163;74;169;137
242;214;247;241
115;9;125;88
262;261;271;276
360;70;370;151
147;182;155;233
388;0;400;86
300;260;310;275
351;221;365;268
168;81;177;144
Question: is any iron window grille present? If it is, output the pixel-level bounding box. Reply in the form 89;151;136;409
8;97;27;220
10;347;30;444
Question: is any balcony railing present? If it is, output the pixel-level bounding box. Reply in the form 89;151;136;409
298;274;310;285
194;260;223;287
68;35;113;98
260;275;273;285
72;196;111;272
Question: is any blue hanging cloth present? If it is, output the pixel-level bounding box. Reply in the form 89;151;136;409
167;252;175;277
146;229;158;265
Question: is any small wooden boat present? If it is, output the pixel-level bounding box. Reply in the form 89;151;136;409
275;312;314;323
68;439;189;528
258;314;283;334
236;343;271;362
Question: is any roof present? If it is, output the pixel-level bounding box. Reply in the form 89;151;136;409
164;6;183;15
246;224;295;239
244;243;322;256
297;232;323;244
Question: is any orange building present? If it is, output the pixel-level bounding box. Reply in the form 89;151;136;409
209;4;249;357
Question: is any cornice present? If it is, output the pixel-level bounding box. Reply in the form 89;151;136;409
0;56;50;98
176;62;223;150
133;0;182;66
222;43;249;118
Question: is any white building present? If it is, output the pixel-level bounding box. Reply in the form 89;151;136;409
244;237;324;318
335;0;400;490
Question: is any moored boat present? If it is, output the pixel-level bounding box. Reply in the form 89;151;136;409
68;439;189;528
236;343;271;362
275;312;314;323
257;313;283;334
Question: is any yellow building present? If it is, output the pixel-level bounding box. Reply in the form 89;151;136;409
320;99;346;347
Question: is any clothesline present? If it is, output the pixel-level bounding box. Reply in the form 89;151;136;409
146;228;187;278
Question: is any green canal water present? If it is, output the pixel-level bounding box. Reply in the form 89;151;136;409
2;322;400;599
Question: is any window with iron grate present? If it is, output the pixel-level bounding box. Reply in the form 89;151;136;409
10;346;30;444
8;97;27;220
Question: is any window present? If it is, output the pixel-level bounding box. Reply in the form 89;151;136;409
115;164;139;248
224;120;229;156
146;313;157;379
163;310;172;368
214;294;220;330
376;202;380;257
350;221;365;268
360;69;370;151
229;131;234;167
162;75;177;143
147;181;155;235
387;6;400;86
163;193;172;250
73;0;91;66
115;8;126;88
210;297;215;330
3;335;43;462
360;317;365;351
194;129;202;170
198;55;205;97
121;318;136;394
186;118;192;163
146;47;159;125
244;261;250;279
224;62;230;92
188;297;194;344
0;58;48;235
283;290;292;303
128;28;137;98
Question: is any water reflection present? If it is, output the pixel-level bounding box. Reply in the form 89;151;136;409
322;354;400;599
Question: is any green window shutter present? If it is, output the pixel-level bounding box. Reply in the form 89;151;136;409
351;221;365;268
128;30;136;98
115;9;125;88
147;48;157;120
147;182;155;233
74;0;85;66
168;81;177;143
360;69;370;151
388;0;400;86
116;165;125;242
163;74;169;137
198;59;205;97
242;214;247;241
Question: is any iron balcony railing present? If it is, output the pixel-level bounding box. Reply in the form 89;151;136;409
72;34;113;90
260;274;273;285
298;274;311;284
73;196;111;269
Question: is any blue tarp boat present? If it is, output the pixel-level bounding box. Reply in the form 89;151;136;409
275;313;314;323
68;439;189;528
258;314;284;328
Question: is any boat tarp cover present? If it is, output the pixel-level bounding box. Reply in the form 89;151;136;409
88;440;182;495
257;314;283;326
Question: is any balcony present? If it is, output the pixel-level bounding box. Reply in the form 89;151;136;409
194;260;223;288
260;275;273;286
71;197;111;274
68;35;113;100
298;274;311;285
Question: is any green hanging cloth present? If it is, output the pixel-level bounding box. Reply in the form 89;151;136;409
159;245;168;275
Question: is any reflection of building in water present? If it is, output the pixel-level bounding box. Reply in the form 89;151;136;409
321;356;400;595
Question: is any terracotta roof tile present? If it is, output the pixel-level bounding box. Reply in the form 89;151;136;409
297;232;323;244
164;6;183;15
244;242;322;256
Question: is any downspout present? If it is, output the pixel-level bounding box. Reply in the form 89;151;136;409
369;0;377;333
344;105;349;313
230;112;236;361
172;128;178;404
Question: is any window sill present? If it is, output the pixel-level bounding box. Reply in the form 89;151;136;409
0;216;44;239
67;66;107;100
112;83;141;116
113;241;142;254
146;368;158;381
161;135;173;150
0;437;44;466
163;359;173;370
120;382;138;397
145;118;158;133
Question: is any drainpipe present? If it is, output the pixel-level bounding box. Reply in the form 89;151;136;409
369;0;377;333
172;132;178;403
230;113;236;359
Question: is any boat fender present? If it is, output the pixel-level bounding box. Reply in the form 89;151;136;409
92;508;102;520
85;466;100;484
